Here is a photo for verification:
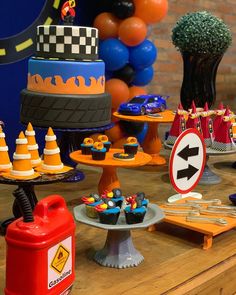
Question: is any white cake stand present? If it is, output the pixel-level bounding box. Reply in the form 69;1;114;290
74;204;164;268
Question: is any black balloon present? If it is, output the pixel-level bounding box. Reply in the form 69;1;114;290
111;0;135;19
113;64;135;85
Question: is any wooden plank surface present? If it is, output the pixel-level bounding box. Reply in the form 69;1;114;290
0;152;236;294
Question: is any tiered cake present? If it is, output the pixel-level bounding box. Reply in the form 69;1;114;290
20;25;111;128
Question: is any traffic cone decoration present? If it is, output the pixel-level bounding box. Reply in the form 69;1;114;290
0;126;12;172
212;106;236;151
166;103;187;145
200;102;215;147
36;127;73;174
213;102;225;134
25;122;41;167
186;100;202;132
2;131;40;180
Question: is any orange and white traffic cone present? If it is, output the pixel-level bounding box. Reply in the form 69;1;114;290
36;127;73;174
3;131;40;180
25;122;41;167
0;126;12;172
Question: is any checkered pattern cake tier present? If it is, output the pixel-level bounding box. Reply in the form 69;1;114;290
36;25;99;60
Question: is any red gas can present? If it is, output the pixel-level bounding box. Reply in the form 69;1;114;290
5;195;76;295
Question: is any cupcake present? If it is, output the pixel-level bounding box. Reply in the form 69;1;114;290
124;195;147;224
124;137;139;154
98;135;111;152
81;137;94;155
101;188;124;208
96;199;120;225
82;193;102;218
91;142;106;160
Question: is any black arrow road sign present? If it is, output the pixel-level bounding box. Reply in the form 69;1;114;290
177;165;198;180
177;145;199;161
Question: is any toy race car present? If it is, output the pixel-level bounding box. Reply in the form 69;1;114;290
118;94;168;116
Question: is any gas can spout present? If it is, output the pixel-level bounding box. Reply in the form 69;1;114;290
13;188;34;222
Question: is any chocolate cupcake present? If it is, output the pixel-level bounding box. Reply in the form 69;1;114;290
124;206;146;224
124;137;139;154
81;137;94;155
96;199;120;225
98;135;111;152
91;142;106;160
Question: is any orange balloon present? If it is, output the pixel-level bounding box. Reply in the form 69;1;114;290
134;0;168;24
118;17;147;46
105;79;130;110
93;12;120;40
105;123;124;143
129;86;147;99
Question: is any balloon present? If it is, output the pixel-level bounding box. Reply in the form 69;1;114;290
118;17;147;47
99;38;129;71
129;86;147;98
105;71;113;81
93;13;120;40
113;64;135;85
105;122;125;142
105;78;130;110
134;0;168;24
111;0;135;20
132;66;154;86
129;39;157;70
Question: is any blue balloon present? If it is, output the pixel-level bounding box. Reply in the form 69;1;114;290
129;39;157;70
99;38;129;72
105;70;113;81
132;66;154;86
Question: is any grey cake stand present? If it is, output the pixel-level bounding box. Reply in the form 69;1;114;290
74;204;164;268
199;148;236;185
164;141;236;185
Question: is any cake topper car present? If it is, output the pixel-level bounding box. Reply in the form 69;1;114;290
118;94;169;115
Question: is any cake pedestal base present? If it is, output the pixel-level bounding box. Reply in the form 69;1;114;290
94;230;144;268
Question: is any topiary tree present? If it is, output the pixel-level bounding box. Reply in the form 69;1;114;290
171;11;232;109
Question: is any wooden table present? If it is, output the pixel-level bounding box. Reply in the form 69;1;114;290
113;110;174;165
70;148;151;194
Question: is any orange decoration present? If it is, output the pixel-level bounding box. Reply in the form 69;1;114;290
90;133;102;142
28;74;105;95
134;0;168;24
129;86;147;99
105;78;129;110
118;17;147;46
105;123;124;142
93;12;120;40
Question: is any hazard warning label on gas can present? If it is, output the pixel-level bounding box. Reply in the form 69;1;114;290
48;236;72;289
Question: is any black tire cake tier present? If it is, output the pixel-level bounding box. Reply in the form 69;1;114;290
20;25;111;128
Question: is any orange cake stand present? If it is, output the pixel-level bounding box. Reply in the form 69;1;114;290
159;198;236;250
113;110;174;165
70;149;152;194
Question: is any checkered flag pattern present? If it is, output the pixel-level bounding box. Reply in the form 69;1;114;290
36;26;99;60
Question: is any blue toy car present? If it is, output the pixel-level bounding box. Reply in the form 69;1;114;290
118;94;168;116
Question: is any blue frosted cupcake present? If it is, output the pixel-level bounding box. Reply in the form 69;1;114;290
124;195;147;224
81;137;94;155
124;137;139;154
98;135;111;152
96;199;120;225
82;193;102;218
91;142;106;160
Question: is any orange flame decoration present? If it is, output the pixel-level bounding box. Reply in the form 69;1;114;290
126;195;137;210
27;74;105;95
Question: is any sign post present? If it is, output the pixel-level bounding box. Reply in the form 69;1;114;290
168;128;206;203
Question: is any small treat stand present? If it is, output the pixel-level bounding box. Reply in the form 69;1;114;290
113;110;174;165
70;148;152;194
74;203;164;268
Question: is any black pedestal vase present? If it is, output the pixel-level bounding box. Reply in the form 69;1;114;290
180;52;223;110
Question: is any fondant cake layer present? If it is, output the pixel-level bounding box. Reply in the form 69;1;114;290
27;58;105;95
20;90;111;128
36;25;98;60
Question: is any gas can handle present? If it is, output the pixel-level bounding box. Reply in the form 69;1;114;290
34;195;67;218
